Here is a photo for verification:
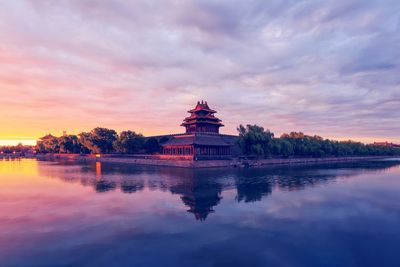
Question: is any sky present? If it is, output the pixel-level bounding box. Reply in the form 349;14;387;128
0;0;399;145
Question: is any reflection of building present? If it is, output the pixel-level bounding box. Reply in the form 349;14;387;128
181;192;221;221
157;101;238;160
236;179;272;203
169;170;223;221
95;180;117;192
36;160;400;220
172;185;222;221
120;180;144;193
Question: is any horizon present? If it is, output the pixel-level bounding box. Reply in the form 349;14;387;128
0;119;397;146
1;1;399;145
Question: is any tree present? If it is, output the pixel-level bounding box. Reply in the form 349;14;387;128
237;124;274;157
36;134;59;153
78;132;96;153
59;135;81;154
114;131;145;154
0;144;34;154
279;139;294;157
144;138;160;154
78;128;117;154
159;136;169;144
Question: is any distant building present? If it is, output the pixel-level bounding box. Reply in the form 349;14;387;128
151;101;238;160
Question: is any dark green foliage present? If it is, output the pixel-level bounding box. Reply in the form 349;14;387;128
238;127;400;158
159;136;169;144
75;128;118;154
144;138;161;154
0;143;34;154
78;132;95;154
237;124;274;157
114;131;145;154
37;128;143;154
59;135;81;154
89;127;117;154
279;131;400;157
37;134;60;153
274;139;294;157
34;125;400;157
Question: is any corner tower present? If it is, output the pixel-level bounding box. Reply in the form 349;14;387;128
181;101;224;134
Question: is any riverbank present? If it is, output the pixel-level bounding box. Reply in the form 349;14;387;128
35;154;395;168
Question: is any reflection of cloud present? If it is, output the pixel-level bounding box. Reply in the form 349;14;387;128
0;1;399;141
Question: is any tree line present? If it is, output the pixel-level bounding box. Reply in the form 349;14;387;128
34;125;400;157
36;127;161;154
237;124;400;158
0;144;34;154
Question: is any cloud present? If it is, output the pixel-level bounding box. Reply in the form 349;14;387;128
0;0;399;142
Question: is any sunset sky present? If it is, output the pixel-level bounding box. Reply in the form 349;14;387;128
1;0;399;145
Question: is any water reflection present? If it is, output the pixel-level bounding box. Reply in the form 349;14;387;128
236;178;272;203
37;159;400;221
121;180;145;194
170;175;222;221
3;159;400;267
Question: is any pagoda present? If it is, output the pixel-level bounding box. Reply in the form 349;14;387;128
181;100;224;134
160;101;238;159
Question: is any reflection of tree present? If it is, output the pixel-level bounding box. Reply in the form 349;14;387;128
273;161;400;191
236;178;272;203
120;180;144;193
274;172;333;191
233;160;400;201
95;180;117;193
37;159;400;220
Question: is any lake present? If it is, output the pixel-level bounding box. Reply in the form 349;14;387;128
1;159;400;267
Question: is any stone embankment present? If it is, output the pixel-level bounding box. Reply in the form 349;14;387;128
36;154;393;168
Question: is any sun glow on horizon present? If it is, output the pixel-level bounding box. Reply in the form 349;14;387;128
0;139;37;146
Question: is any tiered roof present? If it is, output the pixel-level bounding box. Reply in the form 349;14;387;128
181;101;224;132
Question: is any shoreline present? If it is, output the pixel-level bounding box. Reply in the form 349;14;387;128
34;154;397;168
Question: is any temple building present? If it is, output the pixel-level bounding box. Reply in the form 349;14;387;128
159;101;238;160
181;101;224;134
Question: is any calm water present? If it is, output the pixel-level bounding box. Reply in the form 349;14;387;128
1;159;400;267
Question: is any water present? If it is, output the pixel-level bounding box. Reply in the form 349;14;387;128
1;159;400;267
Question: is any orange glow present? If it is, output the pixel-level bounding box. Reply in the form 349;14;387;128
0;159;38;176
0;139;37;146
95;161;102;179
